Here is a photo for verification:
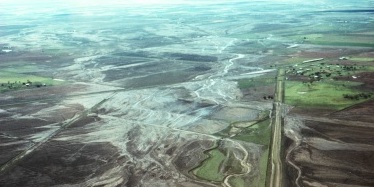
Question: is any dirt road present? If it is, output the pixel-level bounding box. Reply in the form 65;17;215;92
266;69;285;187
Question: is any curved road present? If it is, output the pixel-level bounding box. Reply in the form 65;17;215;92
223;138;251;187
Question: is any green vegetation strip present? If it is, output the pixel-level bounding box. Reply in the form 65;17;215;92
1;65;40;73
0;71;54;83
349;57;374;62
291;34;374;47
259;149;269;187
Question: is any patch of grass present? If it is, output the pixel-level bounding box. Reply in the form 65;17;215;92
285;58;373;80
193;149;226;182
223;151;244;174
0;71;54;83
2;65;40;73
365;66;374;71
282;57;316;65
214;111;271;146
349;57;374;62
228;177;245;187
236;148;269;187
214;125;232;137
232;119;272;145
314;41;374;47
237;76;275;89
0;71;63;92
255;24;335;36
300;34;324;40
258;148;269;187
229;33;265;40
291;34;374;47
258;110;270;120
285;80;368;110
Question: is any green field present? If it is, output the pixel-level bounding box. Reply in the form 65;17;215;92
290;34;374;47
223;150;245;174
237;76;276;89
232;119;272;145
0;71;63;92
349;57;374;62
192;147;252;186
228;33;266;40
210;114;271;186
215;117;271;146
227;148;269;187
258;149;269;187
193;149;226;182
228;177;245;187
285;80;368;110
238;78;275;89
1;65;41;74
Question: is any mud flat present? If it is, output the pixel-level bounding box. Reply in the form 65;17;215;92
0;50;273;187
0;99;266;187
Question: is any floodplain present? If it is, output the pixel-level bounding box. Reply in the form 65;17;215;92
0;0;373;187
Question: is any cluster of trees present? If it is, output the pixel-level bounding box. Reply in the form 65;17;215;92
291;68;331;83
343;93;372;100
341;65;357;71
290;62;364;80
1;81;22;89
263;95;274;100
0;80;46;90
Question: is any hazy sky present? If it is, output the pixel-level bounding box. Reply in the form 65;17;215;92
0;0;325;5
0;0;372;14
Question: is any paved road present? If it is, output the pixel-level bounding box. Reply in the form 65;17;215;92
267;69;285;187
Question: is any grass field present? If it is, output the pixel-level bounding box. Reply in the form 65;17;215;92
237;76;276;89
285;80;368;110
228;177;245;187
228;33;266;40
291;34;374;47
0;71;63;92
281;57;319;65
238;78;275;89
0;71;53;83
223;150;245;174
193;149;226;182
258;148;269;187
227;148;269;187
214;112;271;146
349;57;374;62
1;65;41;73
232;119;272;145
